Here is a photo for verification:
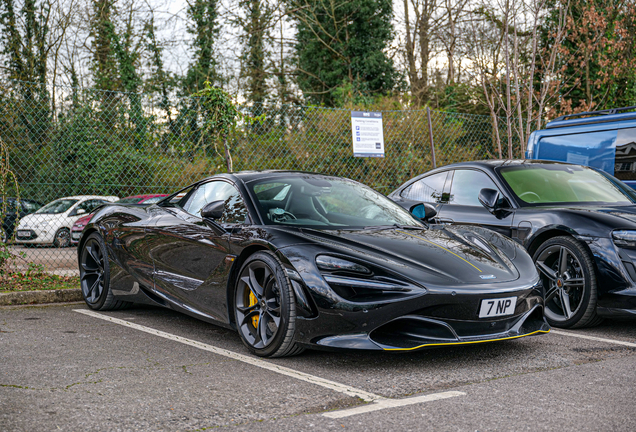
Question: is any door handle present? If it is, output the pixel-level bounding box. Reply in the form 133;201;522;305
436;218;454;224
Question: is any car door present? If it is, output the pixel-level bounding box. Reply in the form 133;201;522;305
436;169;515;237
147;180;249;321
391;171;451;220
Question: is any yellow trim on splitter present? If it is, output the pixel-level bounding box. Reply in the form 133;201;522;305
397;230;482;273
382;329;550;351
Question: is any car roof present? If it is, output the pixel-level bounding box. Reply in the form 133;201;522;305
51;195;119;201
121;194;168;199
433;159;580;170
204;170;334;183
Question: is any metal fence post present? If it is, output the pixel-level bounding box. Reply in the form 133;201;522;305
426;107;437;169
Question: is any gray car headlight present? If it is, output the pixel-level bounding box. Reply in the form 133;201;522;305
612;230;636;248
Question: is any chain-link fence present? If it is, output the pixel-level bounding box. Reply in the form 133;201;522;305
0;79;524;274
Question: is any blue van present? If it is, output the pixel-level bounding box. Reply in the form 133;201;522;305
526;106;636;188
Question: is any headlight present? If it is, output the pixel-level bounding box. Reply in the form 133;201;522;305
612;230;636;248
315;255;371;274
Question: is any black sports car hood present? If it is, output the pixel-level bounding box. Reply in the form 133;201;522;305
293;225;522;284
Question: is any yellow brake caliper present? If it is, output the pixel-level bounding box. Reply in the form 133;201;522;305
248;291;259;328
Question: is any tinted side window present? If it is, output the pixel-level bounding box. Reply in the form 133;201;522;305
400;171;448;203
79;200;105;212
22;201;40;213
184;181;248;223
614;128;636;181
449;170;499;206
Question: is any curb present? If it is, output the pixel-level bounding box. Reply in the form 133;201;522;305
0;288;82;306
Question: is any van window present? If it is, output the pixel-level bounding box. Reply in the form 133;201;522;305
614;128;636;181
535;130;617;175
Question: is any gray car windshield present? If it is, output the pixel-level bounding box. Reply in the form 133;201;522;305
248;176;423;228
36;199;79;214
500;164;632;205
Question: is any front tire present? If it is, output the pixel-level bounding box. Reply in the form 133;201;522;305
53;228;71;248
234;251;304;357
79;232;129;310
533;236;602;328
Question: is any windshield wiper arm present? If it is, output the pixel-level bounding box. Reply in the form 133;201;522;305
362;223;425;231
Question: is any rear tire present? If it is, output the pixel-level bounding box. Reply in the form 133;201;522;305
234;251;304;357
79;232;130;311
533;236;602;328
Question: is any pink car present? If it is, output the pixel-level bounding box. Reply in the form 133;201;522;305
70;194;168;245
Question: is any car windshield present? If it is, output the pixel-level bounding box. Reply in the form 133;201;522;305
36;199;79;214
247;175;423;228
500;164;633;205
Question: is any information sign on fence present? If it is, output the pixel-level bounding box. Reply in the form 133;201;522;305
351;111;385;157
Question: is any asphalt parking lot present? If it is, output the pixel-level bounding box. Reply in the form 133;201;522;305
2;303;635;431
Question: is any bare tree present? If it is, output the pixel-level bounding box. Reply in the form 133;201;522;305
400;0;440;105
467;0;573;157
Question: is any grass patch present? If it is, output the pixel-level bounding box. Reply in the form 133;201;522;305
0;273;80;292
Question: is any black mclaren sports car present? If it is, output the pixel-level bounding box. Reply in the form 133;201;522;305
390;160;636;329
78;171;549;357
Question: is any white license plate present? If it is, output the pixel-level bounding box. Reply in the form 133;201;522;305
479;296;517;318
71;232;81;240
17;230;30;237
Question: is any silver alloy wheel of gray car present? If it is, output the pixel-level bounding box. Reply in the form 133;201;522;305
533;236;601;328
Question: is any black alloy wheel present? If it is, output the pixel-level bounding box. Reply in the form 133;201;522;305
79;232;129;310
234;251;304;357
533;236;602;328
53;228;71;248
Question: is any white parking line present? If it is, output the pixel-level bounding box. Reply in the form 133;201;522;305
551;330;636;348
74;309;382;402
323;391;466;419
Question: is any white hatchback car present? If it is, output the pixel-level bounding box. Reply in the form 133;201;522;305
15;195;118;247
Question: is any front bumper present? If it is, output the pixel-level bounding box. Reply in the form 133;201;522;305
15;227;55;244
70;229;83;245
313;304;549;351
591;237;636;315
289;272;548;351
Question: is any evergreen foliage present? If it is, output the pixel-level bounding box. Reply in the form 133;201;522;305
90;0;119;93
184;0;221;94
290;0;399;106
239;0;270;105
0;0;50;145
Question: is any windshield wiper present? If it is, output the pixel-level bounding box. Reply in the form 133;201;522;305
362;223;425;231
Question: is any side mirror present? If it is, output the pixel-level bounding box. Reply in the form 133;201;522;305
478;188;510;214
201;200;225;220
409;203;437;221
75;208;87;216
